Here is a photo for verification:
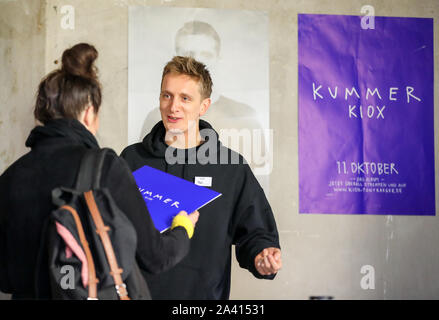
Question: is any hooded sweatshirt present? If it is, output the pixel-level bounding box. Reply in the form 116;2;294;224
120;120;280;300
0;119;190;298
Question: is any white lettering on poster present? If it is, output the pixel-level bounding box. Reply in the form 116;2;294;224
312;83;421;120
336;161;399;175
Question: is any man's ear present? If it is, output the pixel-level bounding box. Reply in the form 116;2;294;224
199;98;211;117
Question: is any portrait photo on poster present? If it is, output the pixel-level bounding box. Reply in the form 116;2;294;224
128;6;271;191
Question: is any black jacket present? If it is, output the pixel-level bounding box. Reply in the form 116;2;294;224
0;119;190;298
120;120;280;300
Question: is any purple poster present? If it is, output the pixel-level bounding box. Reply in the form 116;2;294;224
298;14;435;215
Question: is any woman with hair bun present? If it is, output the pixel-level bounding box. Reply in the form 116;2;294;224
0;43;199;300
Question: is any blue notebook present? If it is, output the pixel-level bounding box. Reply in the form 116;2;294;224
132;165;222;232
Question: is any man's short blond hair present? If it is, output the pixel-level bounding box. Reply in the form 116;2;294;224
161;56;213;99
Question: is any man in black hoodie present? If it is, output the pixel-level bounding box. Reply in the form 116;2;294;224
121;56;281;299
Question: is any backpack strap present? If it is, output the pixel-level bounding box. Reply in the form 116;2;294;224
75;148;109;192
78;148;131;300
61;205;99;300
84;190;130;300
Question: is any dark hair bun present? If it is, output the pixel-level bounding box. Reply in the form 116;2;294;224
61;43;98;79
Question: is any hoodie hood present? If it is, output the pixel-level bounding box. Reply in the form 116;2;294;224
141;119;222;161
140;119;224;180
25;118;99;150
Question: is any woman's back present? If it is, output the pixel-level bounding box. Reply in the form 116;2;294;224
0;119;96;295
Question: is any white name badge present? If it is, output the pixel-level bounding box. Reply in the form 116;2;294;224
194;176;212;187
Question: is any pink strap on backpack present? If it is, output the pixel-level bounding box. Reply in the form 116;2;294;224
55;222;89;288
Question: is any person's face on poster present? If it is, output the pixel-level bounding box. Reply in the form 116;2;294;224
175;34;219;86
159;73;209;135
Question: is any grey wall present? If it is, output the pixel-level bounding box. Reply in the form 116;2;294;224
0;0;46;301
1;0;438;300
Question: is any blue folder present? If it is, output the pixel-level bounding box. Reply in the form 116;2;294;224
132;165;222;232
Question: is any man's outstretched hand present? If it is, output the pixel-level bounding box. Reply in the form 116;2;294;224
254;247;282;276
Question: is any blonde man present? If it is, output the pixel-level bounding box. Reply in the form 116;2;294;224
121;56;281;300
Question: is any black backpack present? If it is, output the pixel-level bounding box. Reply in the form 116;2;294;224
36;148;150;300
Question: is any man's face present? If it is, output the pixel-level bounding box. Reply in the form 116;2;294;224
159;73;210;135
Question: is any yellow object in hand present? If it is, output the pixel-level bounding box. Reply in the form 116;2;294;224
171;214;195;239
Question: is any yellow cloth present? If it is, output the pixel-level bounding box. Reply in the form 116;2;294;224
171;214;194;239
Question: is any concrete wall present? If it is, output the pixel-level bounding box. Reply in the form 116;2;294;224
1;0;438;300
0;0;46;300
0;0;45;177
